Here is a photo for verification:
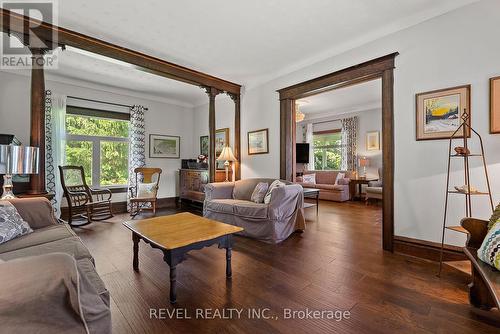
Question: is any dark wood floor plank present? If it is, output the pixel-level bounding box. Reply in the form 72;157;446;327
75;201;500;333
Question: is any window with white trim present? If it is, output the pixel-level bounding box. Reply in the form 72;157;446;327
65;106;129;187
313;131;343;170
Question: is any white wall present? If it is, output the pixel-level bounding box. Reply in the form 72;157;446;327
296;108;382;177
0;71;195;202
205;0;500;246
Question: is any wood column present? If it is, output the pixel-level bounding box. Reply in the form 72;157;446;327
29;48;47;194
382;69;394;252
205;87;220;182
280;98;294;181
229;93;241;181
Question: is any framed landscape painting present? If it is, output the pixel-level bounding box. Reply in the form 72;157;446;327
248;128;269;155
491;76;500;134
149;134;180;158
366;131;380;151
416;85;470;140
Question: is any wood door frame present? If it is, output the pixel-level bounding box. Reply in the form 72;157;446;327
277;53;398;251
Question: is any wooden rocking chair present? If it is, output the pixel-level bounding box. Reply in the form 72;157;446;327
129;167;162;218
59;165;113;226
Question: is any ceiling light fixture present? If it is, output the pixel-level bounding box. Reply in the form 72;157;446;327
295;100;308;122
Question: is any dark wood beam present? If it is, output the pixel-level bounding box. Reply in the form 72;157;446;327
382;68;394;252
28;48;46;194
206;87;221;182
277;53;398;100
280;98;294;181
229;93;241;181
0;9;241;94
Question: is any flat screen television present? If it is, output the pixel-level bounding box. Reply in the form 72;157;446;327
296;143;310;163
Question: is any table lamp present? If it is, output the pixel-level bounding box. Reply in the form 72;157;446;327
0;145;39;199
217;146;236;182
358;156;369;178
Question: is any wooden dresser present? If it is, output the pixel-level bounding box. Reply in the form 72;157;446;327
179;169;232;203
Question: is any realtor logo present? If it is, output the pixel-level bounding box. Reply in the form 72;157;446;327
1;0;59;69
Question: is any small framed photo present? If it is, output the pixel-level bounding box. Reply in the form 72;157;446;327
416;85;471;140
149;134;180;158
248;128;269;155
366;131;380;151
490;76;500;134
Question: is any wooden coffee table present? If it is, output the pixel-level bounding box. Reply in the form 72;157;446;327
123;212;243;304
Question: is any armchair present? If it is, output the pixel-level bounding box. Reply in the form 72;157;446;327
59;165;113;226
366;167;383;204
204;178;305;243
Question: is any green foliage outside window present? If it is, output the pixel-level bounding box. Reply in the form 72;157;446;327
66;115;129;137
65;114;129;186
313;132;342;170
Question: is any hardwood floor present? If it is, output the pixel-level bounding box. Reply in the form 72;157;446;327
75;201;500;333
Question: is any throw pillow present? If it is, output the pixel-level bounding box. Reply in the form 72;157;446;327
488;202;500;230
264;180;286;204
0;201;33;245
337;178;350;186
334;172;345;185
477;220;500;270
302;174;316;184
137;182;157;198
250;182;269;203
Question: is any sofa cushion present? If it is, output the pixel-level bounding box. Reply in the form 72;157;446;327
233;201;269;219
206;199;244;214
251;182;269;203
314;184;346;192
0;236;92;262
366;187;383;194
0;224;76;254
0;201;33;245
314;171;337;185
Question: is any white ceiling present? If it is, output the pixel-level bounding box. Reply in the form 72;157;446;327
21;0;479;105
48;48;207;107
298;79;381;118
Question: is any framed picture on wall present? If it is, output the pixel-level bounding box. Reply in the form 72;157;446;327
248;128;269;155
415;85;471;140
216;128;230;169
366;131;380;151
149;134;180;158
490;76;500;134
200;135;209;155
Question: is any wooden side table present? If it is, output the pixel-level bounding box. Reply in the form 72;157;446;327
349;178;378;201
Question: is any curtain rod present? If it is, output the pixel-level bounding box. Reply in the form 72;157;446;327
67;96;149;111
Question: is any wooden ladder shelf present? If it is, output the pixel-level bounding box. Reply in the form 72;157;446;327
438;111;494;276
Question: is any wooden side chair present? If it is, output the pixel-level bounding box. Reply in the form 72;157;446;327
129;167;162;218
59;165;113;226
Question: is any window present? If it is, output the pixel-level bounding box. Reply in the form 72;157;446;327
313;131;342;170
65;107;130;188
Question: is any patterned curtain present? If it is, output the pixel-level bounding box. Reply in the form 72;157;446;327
305;123;314;169
127;105;146;211
341;116;358;171
44;90;66;217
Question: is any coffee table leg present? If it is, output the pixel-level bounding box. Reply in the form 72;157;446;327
170;266;177;304
132;233;139;271
226;247;232;278
316;192;319;217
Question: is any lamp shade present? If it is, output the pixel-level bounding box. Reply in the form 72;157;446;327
0;145;39;175
217;146;237;161
358;156;369;167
